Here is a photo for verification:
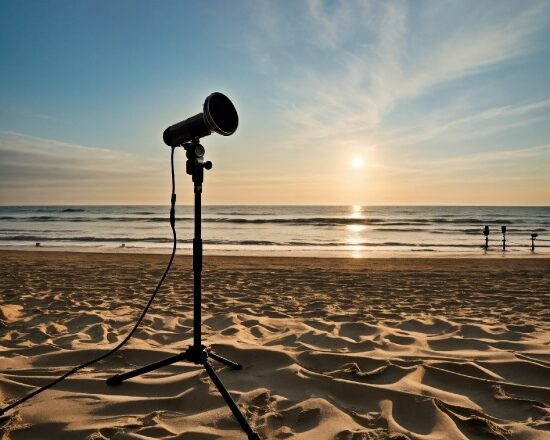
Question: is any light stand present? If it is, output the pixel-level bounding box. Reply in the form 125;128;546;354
106;139;260;440
483;225;489;251
531;233;538;252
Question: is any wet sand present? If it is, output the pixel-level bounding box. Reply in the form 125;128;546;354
0;251;549;439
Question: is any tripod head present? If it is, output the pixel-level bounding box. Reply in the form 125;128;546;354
184;139;212;186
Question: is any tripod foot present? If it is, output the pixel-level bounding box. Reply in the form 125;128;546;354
106;352;187;386
204;361;259;439
209;351;242;370
106;375;122;387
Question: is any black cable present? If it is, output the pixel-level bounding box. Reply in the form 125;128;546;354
0;146;178;416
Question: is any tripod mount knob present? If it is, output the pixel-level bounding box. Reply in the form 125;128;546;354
203;161;212;170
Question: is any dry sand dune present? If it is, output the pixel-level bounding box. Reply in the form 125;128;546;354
0;251;549;439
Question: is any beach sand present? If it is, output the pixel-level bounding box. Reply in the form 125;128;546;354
0;250;548;439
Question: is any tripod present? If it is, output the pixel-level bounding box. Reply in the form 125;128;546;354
106;140;260;440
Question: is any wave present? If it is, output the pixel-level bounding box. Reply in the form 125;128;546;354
430;227;548;235
1;214;548;228
216;211;275;216
0;215;188;222
0;215;89;221
61;208;85;212
203;217;544;226
3;235;546;249
0;235;179;243
372;227;546;234
0;235;277;246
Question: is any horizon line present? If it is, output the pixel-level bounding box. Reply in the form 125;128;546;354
1;204;549;208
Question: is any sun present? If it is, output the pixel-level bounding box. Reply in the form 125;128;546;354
351;156;364;169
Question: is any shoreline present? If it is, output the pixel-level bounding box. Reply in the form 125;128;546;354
1;246;549;259
2;249;550;273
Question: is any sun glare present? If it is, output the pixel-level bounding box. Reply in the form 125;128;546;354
351;157;364;169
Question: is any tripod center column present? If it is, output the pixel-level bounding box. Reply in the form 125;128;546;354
186;140;208;351
193;179;203;349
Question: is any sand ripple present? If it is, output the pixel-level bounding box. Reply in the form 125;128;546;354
1;252;549;439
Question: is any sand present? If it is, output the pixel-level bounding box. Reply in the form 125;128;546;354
0;250;549;440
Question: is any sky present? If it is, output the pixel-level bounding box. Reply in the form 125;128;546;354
0;0;549;206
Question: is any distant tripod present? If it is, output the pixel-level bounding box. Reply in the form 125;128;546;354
106;140;260;440
483;225;490;251
531;233;538;252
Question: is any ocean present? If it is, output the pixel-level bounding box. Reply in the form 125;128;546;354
0;205;548;257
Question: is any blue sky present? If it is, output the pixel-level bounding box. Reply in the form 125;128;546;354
0;0;549;205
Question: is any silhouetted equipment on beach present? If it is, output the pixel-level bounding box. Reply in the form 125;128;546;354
163;92;238;147
0;94;257;429
107;93;260;440
483;225;489;250
501;225;507;251
531;233;538;252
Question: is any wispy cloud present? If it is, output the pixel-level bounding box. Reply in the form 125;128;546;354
0;131;161;182
414;143;550;170
382;99;550;148
0;131;166;203
249;0;549;147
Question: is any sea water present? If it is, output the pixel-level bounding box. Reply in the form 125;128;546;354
0;205;548;257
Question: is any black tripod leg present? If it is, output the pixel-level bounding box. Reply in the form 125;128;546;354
106;352;187;386
203;361;260;440
209;351;242;370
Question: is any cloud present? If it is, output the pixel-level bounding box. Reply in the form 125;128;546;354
0;131;167;203
248;0;550;148
0;131;163;182
382;99;550;148
415;143;550;169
